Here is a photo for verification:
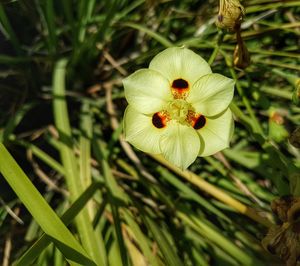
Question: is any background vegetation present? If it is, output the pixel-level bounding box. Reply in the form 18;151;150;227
0;0;299;265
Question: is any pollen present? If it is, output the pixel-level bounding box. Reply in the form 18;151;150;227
171;78;189;99
152;112;168;128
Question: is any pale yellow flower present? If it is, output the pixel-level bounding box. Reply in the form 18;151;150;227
123;47;235;169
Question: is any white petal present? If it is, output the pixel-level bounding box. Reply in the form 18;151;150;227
149;47;212;86
123;106;165;154
198;108;234;157
123;69;173;114
160;121;200;170
187;74;235;116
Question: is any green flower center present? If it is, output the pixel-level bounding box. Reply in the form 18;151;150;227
166;99;193;124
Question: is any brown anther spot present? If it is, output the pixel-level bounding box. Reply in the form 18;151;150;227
172;79;188;90
152;112;166;128
193;115;206;129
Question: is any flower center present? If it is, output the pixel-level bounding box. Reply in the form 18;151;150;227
166;99;192;124
151;100;207;129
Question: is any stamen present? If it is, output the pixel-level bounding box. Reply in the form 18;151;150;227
152;112;167;128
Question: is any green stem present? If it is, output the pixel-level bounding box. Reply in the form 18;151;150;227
208;31;224;65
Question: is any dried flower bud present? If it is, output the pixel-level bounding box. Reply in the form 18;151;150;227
233;31;250;68
263;196;300;266
289;127;300;149
271;196;295;223
262;223;300;266
216;0;245;31
287;202;300;223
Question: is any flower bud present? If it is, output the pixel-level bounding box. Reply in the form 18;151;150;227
216;0;244;31
268;109;288;143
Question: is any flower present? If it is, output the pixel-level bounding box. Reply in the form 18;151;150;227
123;47;235;169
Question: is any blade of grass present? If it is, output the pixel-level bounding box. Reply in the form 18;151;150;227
93;138;129;266
157;167;231;222
143;215;182;266
122;209;160;266
37;0;57;55
13;182;101;266
77;0;96;42
178;211;262;266
79;102;108;266
79;102;93;192
0;143;96;266
0;3;22;53
0;103;34;143
52;58;105;266
61;0;76;45
246;1;300;13
0;54;29;64
122;22;173;47
10;136;65;175
150;154;273;227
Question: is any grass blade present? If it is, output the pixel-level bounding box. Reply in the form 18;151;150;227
0;3;21;53
0;143;95;265
52;58;105;266
13;182;101;266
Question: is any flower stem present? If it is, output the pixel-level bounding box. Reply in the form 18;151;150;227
208;31;224;65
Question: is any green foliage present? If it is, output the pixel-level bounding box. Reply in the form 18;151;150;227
0;0;299;265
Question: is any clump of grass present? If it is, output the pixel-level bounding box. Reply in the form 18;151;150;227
0;0;299;265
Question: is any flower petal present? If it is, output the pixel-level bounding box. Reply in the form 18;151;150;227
160;121;200;169
187;73;235;116
123;69;173;114
197;108;234;157
149;47;212;86
123;106;165;154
